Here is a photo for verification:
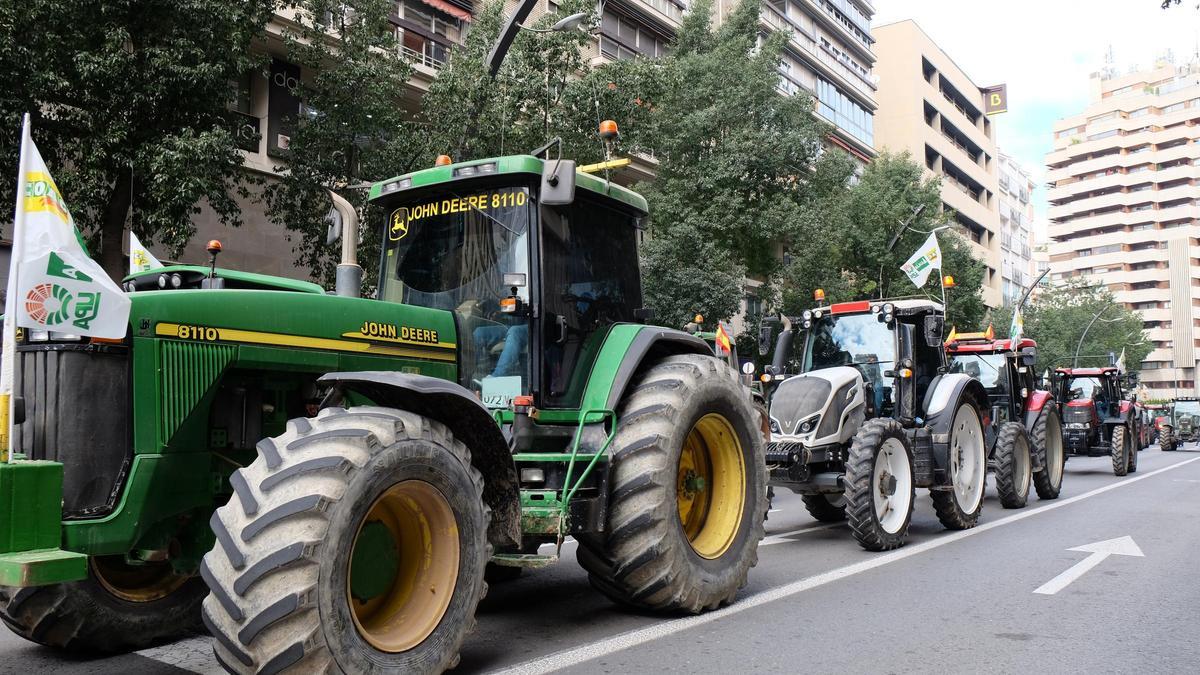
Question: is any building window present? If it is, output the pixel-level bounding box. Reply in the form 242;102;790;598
600;10;668;60
814;77;873;146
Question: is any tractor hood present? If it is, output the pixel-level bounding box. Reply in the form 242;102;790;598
769;366;864;446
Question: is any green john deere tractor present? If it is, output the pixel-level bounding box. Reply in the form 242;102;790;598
0;153;766;672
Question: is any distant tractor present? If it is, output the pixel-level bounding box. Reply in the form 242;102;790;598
1161;397;1200;451
945;330;1064;507
0;151;767;673
764;298;989;551
1055;367;1138;475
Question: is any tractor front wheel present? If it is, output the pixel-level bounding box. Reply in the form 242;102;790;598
1160;427;1176;452
201;408;489;674
1032;405;1065;500
931;400;987;530
576;354;766;613
844;419;914;551
1111;425;1130;476
994;422;1032;509
0;556;204;652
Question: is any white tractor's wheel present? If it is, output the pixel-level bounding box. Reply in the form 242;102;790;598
931;400;986;530
845;419;914;551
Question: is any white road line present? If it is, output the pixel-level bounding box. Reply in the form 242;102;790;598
494;455;1200;675
760;522;844;546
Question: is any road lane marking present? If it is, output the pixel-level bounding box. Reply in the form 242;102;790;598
761;522;844;546
137;635;224;674
495;455;1200;675
1033;536;1144;595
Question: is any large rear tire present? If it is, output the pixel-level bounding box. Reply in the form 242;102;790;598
844;419;914;551
201;407;489;674
801;493;847;522
576;354;766;613
0;557;203;653
931;400;987;530
1111;425;1130;476
1032;405;1064;500
994;422;1032;509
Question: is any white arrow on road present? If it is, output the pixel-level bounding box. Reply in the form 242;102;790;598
1033;536;1144;595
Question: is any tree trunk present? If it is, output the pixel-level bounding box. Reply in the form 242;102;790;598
98;171;132;282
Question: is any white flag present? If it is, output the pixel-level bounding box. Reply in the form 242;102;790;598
900;232;942;288
1116;347;1126;373
129;231;163;274
10;121;130;339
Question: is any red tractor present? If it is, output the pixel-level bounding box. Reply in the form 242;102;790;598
1054;367;1138;476
945;330;1065;508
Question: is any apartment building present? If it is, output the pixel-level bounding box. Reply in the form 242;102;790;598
1045;61;1200;397
997;151;1036;305
872;20;1003;308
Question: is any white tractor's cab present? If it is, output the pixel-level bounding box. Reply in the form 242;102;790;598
765;296;990;551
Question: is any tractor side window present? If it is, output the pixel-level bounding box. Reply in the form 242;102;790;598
539;197;642;408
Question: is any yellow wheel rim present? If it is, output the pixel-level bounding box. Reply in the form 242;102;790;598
677;413;747;559
348;480;460;653
91;555;191;603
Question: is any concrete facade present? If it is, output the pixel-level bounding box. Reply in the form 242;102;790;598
872;20;1002;309
997;150;1036;305
1046;61;1200;398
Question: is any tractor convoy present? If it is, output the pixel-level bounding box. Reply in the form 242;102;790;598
0;144;1162;673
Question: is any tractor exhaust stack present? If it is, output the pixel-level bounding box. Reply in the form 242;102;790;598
329;190;362;298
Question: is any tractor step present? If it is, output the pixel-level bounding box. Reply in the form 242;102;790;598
0;548;88;587
490;553;559;569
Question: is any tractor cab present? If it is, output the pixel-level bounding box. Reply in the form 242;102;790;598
944;329;1040;428
1053;366;1138;473
369;155;647;411
1055;367;1123;426
779;298;947;426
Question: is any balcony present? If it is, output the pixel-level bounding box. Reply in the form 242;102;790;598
760;3;876;104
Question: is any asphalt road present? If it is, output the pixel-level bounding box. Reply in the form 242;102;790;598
3;445;1199;675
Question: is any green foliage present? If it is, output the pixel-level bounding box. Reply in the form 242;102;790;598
779;151;985;327
634;0;853;326
0;0;275;278
262;0;416;289
988;279;1151;373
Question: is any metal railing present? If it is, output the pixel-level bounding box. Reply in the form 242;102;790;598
399;44;447;70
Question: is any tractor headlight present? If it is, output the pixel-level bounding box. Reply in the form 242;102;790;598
48;332;81;342
883;303;895;315
812;310;823;319
28;330;49;342
157;274;168;289
380;178;410;193
170;273;183;289
769;418;780;433
800;419;816;434
802;310;813;321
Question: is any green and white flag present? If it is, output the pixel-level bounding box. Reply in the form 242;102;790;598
7;116;130;339
1009;305;1024;343
900;232;942;288
129;231;163;274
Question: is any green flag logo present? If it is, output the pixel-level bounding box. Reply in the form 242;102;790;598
46;251;93;283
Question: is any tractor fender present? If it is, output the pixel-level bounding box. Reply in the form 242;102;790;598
921;374;989;477
601;327;713;410
1023;391;1054;430
316;371;520;548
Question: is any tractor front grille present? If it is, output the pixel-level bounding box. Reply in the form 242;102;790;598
14;343;131;518
158;340;236;446
1064;406;1092;426
766;441;807;465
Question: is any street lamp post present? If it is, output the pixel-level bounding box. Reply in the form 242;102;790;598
1073;304;1118;368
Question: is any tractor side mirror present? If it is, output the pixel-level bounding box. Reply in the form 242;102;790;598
923;315;944;347
758;325;772;356
1021;348;1036;367
540;159;576;206
633;307;655;323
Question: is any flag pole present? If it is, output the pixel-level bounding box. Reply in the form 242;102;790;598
1;114;32;464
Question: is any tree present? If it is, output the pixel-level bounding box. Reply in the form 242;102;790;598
779;151;987;328
634;0;853;327
0;0;275;279
988;279;1151;374
261;0;418;289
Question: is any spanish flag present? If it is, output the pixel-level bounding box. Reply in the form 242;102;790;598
715;323;732;355
943;326;958;346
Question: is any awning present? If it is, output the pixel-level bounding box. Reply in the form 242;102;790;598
417;0;472;22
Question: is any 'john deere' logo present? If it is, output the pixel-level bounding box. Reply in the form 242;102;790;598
25;283;73;326
389;207;409;242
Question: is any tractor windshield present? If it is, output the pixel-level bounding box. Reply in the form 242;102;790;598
379;186;533;406
949;353;1009;394
804;313;894;380
1064;377;1102;401
1175;401;1200;416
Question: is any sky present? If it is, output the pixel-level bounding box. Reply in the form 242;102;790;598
871;0;1200;239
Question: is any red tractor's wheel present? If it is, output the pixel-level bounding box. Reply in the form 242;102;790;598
994;422;1032;509
1032;404;1065;500
1111;425;1130;476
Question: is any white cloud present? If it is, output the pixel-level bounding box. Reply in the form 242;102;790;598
871;0;1200;238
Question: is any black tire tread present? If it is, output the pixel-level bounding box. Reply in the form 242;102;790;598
1031;404;1064;500
994;422;1031;509
201;406;488;674
845;418;913;551
930;397;987;531
1112;425;1129;476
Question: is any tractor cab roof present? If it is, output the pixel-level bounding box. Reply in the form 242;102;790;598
124;265;326;294
945;337;1037;354
367;154;649;216
812;298;942;318
1056;367;1119;377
